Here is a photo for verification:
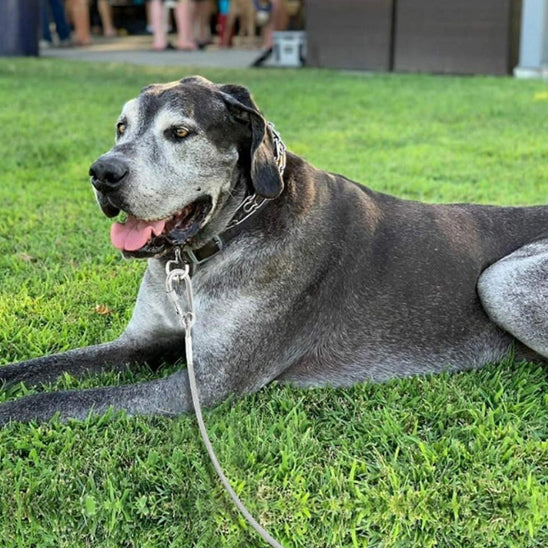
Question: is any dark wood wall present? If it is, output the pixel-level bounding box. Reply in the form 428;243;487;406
394;0;518;74
306;0;394;71
306;0;522;75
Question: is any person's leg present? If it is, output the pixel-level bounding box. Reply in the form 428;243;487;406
251;0;288;66
97;0;117;37
69;0;92;45
261;0;288;48
49;0;72;41
150;0;169;49
220;0;236;47
194;0;212;47
41;0;53;43
174;0;197;50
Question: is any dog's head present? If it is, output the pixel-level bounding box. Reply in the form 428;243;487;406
89;76;284;258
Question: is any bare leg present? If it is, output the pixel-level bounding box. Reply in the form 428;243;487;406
261;0;288;49
245;9;256;45
221;8;236;47
150;0;168;49
69;0;92;45
97;0;116;37
194;0;212;46
174;0;197;50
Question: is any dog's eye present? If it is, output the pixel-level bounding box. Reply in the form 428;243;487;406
172;127;190;139
117;122;127;136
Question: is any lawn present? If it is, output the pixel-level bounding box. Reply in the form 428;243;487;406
0;58;547;548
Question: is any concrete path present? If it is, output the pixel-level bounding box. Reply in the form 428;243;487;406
40;35;267;69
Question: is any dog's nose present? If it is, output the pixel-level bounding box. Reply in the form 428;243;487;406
89;157;129;193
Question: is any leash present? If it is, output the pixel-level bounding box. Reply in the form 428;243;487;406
165;249;285;548
163;123;287;547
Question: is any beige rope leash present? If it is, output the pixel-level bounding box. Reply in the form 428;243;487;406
165;252;284;548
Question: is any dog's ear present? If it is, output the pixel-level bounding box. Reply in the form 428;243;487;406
218;84;284;199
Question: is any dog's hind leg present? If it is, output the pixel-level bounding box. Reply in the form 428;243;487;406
0;335;183;389
478;238;548;358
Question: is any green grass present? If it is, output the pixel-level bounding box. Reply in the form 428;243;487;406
0;59;547;547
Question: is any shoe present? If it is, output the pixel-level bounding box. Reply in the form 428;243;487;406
250;47;273;67
152;42;175;51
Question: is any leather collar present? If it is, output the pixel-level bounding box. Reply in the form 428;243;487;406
182;194;270;265
180;122;286;267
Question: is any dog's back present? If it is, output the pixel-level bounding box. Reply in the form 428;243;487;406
275;156;548;385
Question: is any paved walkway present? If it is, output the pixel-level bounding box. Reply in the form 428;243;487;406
40;35;267;69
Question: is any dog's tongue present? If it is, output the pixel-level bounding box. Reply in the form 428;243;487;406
110;216;166;251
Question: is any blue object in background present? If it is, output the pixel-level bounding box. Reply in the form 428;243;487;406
0;0;41;56
41;0;71;44
219;0;230;16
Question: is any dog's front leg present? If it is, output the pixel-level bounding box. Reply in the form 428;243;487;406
0;368;192;425
0;335;183;389
0;355;250;424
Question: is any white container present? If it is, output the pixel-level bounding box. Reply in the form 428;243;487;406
272;31;306;67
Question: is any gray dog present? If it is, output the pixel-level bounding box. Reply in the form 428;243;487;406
0;76;546;424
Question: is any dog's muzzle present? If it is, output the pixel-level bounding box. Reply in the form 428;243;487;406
89;156;129;195
89;155;128;218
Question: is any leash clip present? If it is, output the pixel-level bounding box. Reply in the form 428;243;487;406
165;248;195;331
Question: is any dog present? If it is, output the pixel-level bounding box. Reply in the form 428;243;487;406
0;75;546;424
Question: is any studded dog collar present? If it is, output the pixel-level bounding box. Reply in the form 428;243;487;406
181;123;287;266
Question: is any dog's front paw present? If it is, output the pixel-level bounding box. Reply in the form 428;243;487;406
0;393;60;425
0;391;101;426
0;362;31;389
0;355;75;389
